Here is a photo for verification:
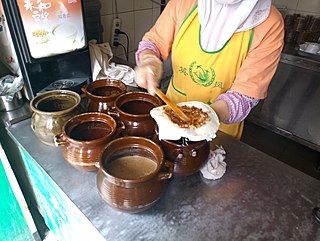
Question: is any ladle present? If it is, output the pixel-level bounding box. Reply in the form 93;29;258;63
154;88;190;122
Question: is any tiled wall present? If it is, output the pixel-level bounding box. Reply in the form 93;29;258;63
100;0;320;64
100;0;164;64
272;0;320;16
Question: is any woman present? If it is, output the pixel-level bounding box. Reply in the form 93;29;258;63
135;0;284;139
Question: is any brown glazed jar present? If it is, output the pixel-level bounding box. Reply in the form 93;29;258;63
96;136;173;213
30;90;82;146
108;91;163;137
153;127;210;176
81;79;126;113
54;112;117;171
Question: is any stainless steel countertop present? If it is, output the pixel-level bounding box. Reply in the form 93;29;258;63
0;101;32;127
6;119;320;241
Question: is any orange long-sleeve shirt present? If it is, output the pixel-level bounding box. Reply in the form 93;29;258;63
143;0;284;99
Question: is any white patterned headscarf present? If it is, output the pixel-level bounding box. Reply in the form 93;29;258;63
198;0;271;51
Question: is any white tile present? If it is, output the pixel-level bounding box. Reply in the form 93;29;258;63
135;0;153;10
116;0;134;13
152;7;161;24
111;45;117;56
102;12;134;55
152;0;161;8
296;0;320;14
115;47;126;58
285;9;297;15
114;50;124;58
295;10;320;17
101;14;114;44
113;51;135;65
134;9;154;50
100;0;113;16
272;0;299;10
117;12;135;52
128;51;136;65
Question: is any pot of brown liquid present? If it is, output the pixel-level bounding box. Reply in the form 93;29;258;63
108;91;163;137
153;126;210;176
30;90;82;146
54;112;117;171
81;79;126;113
96;136;173;213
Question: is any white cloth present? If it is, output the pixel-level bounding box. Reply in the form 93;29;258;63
200;145;227;180
150;101;220;141
198;0;271;51
88;39;113;81
88;40;137;87
0;75;23;96
105;63;137;87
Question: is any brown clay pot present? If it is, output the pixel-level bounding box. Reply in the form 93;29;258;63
153;127;210;176
96;136;173;213
30;90;82;146
108;91;163;137
54;112;117;171
81;79;126;113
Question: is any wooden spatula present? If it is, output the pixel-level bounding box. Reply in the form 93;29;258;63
154;88;190;122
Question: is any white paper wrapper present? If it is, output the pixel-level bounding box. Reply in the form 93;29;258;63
150;101;220;141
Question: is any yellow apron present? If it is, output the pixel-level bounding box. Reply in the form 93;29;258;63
166;6;253;139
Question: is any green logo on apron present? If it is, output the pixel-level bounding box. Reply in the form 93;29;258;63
189;61;216;87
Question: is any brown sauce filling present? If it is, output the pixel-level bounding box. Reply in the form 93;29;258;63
164;105;210;128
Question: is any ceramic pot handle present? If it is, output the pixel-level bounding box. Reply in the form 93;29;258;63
79;95;89;111
169;148;184;161
81;86;88;94
115;121;126;136
31;122;35;132
188;142;206;157
94;162;100;169
30;115;36;132
107;106;120;118
54;133;69;147
189;149;197;157
158;161;174;180
168;148;184;161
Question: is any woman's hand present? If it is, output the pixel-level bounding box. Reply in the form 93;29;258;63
134;50;163;95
